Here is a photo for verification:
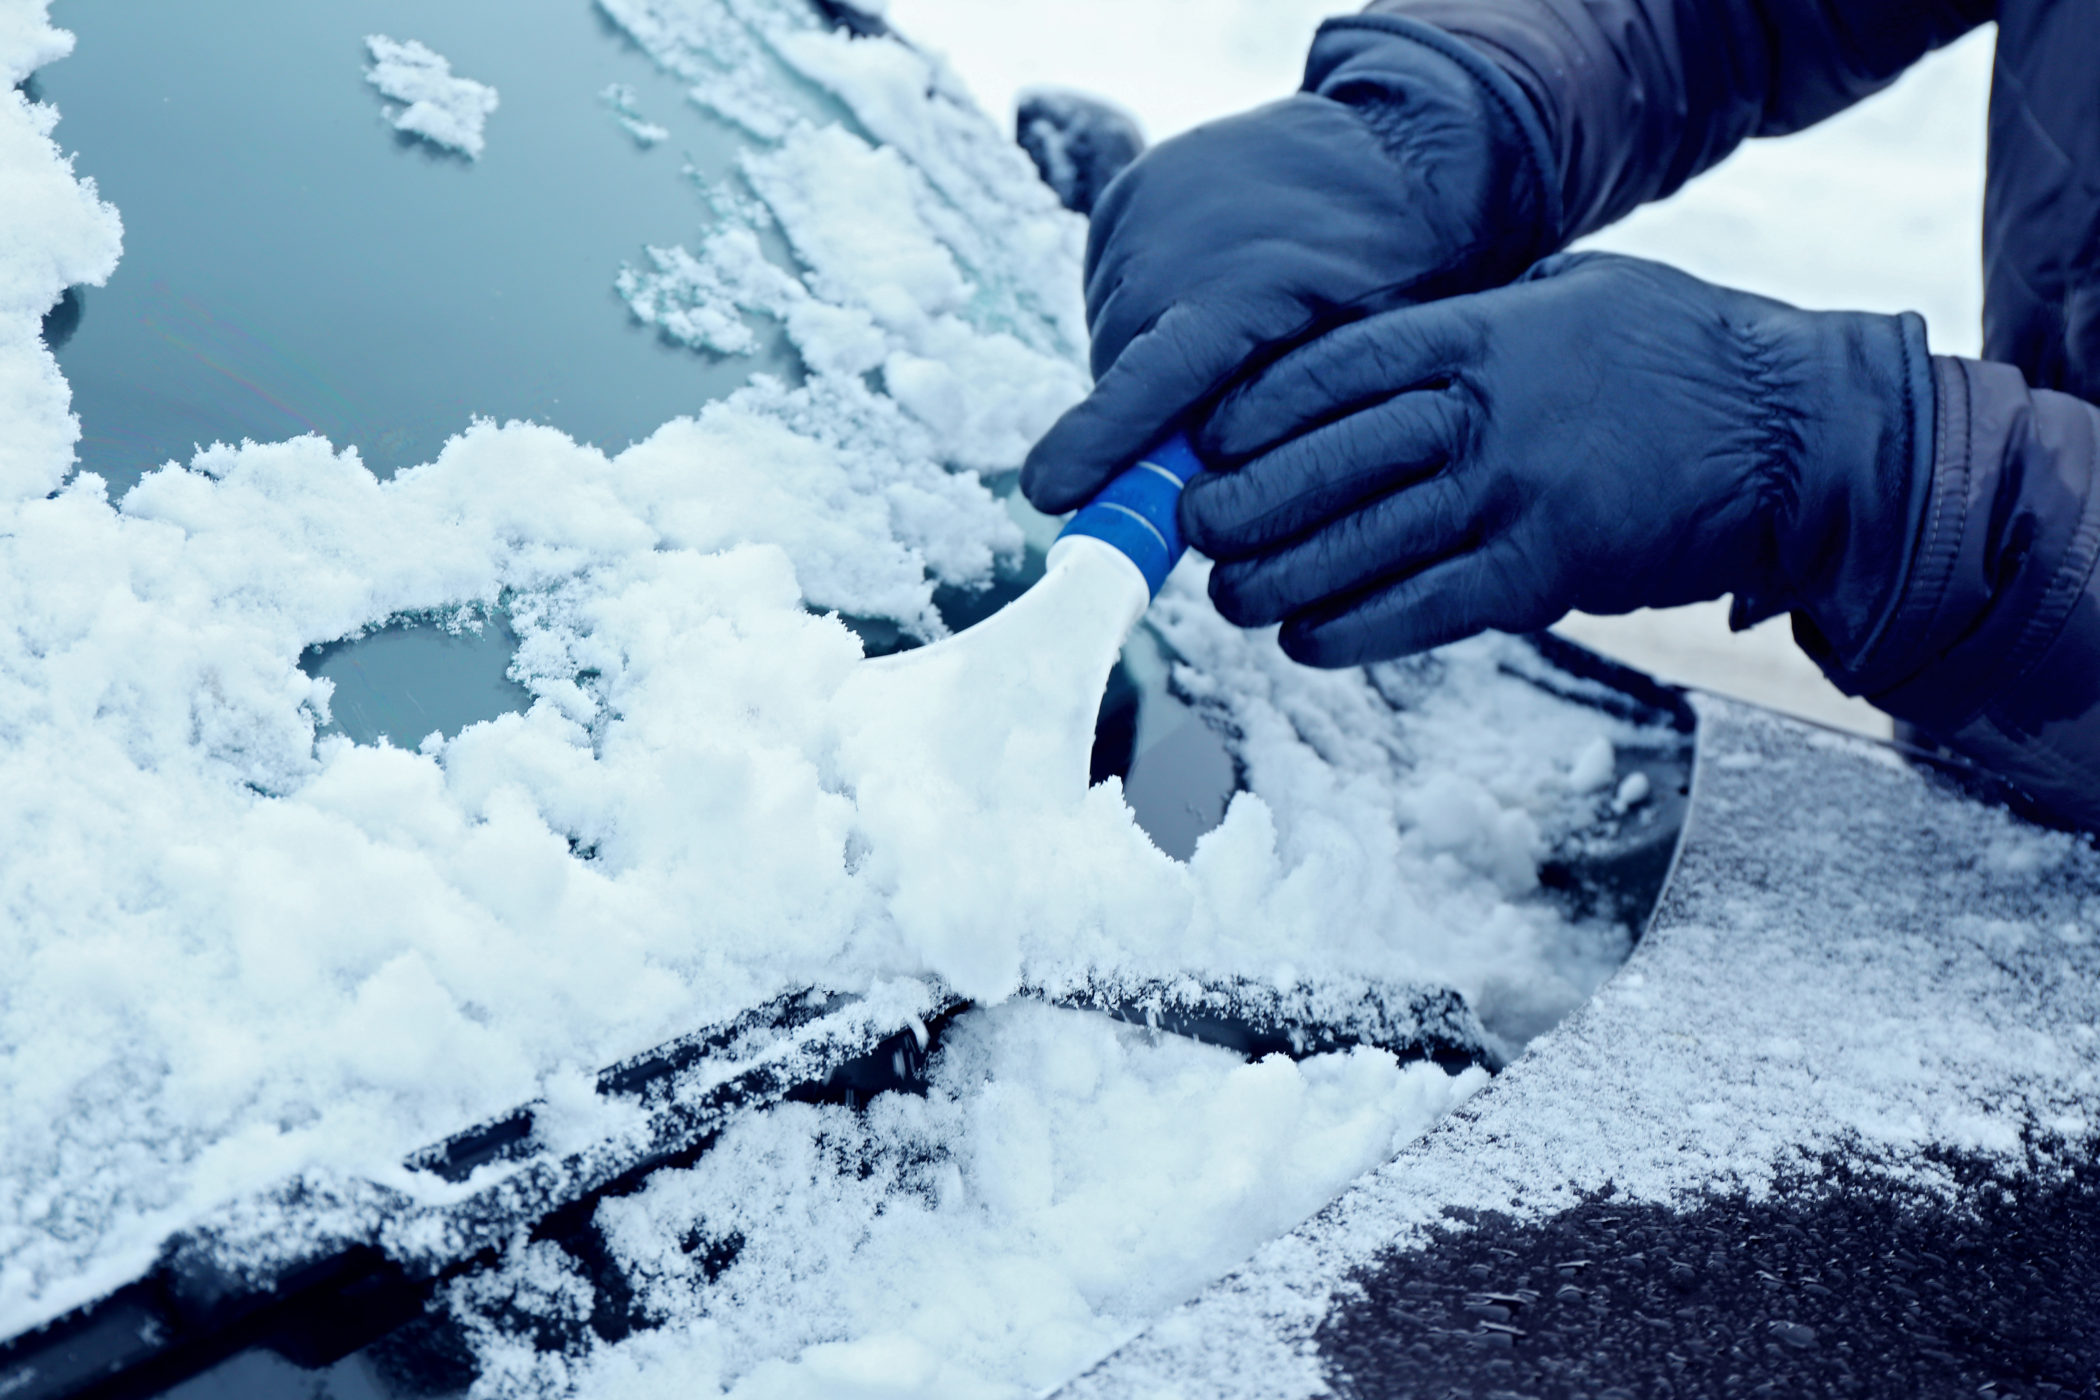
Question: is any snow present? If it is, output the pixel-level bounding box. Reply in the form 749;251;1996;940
2;0;1649;1388
364;35;500;159
1064;698;2100;1398
603;83;671;147
1565;736;1616;795
0;13;118;502
458;1006;1487;1399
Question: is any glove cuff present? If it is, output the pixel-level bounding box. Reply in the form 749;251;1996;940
1738;308;1936;664
1306;15;1564;280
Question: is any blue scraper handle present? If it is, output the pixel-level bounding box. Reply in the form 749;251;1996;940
1054;434;1205;597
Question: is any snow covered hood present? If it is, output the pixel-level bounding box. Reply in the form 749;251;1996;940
1062;696;2100;1398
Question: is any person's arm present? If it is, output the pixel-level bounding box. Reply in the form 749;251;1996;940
1802;359;2100;830
1169;250;2100;833
1353;0;1992;241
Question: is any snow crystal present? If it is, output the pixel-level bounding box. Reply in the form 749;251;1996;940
364;35;500;159
1;1;1652;1391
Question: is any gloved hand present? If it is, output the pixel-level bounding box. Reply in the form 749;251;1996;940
1181;252;1935;667
1019;16;1560;515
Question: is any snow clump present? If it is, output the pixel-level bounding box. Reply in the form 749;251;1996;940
0;6;120;500
601;83;669;147
364;35;500;159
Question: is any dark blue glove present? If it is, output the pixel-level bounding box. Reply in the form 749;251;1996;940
1182;252;1935;668
1019;16;1559;515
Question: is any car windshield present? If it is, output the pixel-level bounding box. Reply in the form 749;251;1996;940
2;3;1681;1396
45;0;790;493
37;0;1250;845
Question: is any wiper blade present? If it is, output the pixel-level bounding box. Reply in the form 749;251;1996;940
1;974;1492;1400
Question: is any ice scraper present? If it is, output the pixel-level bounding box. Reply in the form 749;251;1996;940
831;433;1205;828
822;431;1211;993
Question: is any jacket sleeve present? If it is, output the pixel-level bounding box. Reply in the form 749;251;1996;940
1799;357;2100;832
1355;0;1991;242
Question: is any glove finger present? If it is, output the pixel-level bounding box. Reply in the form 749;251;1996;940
1207;468;1480;628
1203;298;1482;464
1021;291;1311;516
1278;542;1547;667
1181;388;1467;561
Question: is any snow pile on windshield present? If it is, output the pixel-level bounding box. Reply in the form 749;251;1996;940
0;12;119;501
0;0;1648;1388
364;35;500;159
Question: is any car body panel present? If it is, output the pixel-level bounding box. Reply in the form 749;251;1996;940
1059;697;2100;1398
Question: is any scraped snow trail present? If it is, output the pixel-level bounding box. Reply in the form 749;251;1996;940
0;0;1652;1391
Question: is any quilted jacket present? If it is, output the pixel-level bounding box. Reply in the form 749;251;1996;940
1361;0;2100;827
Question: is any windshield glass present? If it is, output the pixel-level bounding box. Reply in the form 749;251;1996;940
43;0;798;490
38;0;1239;838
